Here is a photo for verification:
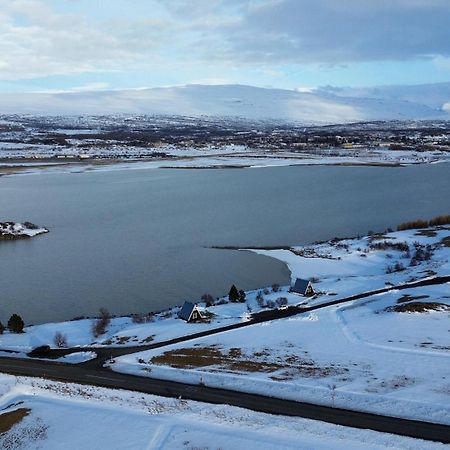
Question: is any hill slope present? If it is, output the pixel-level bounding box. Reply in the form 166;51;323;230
0;83;449;124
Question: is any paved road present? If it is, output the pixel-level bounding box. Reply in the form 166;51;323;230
1;274;450;443
0;356;450;443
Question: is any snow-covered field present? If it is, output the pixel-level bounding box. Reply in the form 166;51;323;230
0;374;443;450
0;222;48;239
253;226;450;301
110;226;450;424
0;285;303;354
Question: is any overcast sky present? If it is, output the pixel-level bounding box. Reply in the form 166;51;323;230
1;0;450;93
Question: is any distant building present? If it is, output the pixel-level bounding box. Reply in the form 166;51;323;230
290;278;315;296
178;301;204;322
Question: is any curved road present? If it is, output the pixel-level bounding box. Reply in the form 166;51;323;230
1;275;450;443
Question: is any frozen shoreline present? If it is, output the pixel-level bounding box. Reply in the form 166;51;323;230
1;146;450;177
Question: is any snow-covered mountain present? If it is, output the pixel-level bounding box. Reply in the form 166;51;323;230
1;83;449;124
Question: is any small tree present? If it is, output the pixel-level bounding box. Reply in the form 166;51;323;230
272;283;280;293
92;307;111;338
8;314;24;333
54;331;68;348
256;291;265;308
228;284;240;303
238;290;246;303
0;321;4;334
201;293;214;307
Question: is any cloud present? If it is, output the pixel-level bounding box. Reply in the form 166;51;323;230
1;0;450;83
0;0;168;80
207;0;450;64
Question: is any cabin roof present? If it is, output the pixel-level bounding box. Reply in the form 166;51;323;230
178;301;196;321
292;278;311;294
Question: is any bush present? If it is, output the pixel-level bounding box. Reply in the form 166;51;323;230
276;297;288;306
272;283;280;293
201;293;215;307
387;262;405;273
397;215;450;231
0;321;4;334
256;292;265;308
238;290;246;303
131;313;154;324
228;284;240;302
410;243;433;265
54;331;68;348
266;300;276;309
397;219;429;231
8;314;24;333
92;307;111;338
370;241;409;252
429;215;450;226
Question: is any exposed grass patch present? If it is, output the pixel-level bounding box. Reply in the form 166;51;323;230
368;233;393;242
386;302;450;313
396;294;430;304
0;408;31;434
102;335;132;345
140;335;155;344
369;241;409;252
150;345;346;379
441;236;450;248
414;229;437;237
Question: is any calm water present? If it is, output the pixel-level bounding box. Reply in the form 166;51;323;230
1;164;449;324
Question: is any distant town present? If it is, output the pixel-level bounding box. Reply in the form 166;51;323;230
1;115;449;165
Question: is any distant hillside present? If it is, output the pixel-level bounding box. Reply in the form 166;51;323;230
0;83;449;124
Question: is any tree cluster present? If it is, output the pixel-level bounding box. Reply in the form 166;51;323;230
228;285;246;303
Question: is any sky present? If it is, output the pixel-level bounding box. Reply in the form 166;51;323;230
1;0;450;93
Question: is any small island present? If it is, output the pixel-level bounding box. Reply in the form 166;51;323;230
0;221;49;240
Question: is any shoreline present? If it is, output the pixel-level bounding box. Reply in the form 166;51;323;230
2;222;449;336
0;152;446;177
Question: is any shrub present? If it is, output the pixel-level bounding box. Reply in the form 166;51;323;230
92;307;111;338
271;283;280;293
276;297;288;306
54;331;68;348
228;285;240;303
238;290;246;303
266;300;276;309
0;321;4;334
256;292;265;308
201;293;214;307
397;219;429;231
429;215;450;226
263;288;270;295
131;313;154;324
370;241;409;252
397;215;450;231
8;314;24;333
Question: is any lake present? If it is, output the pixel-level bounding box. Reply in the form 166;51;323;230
1;163;449;324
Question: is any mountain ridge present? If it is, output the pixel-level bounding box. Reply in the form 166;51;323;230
0;83;449;124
